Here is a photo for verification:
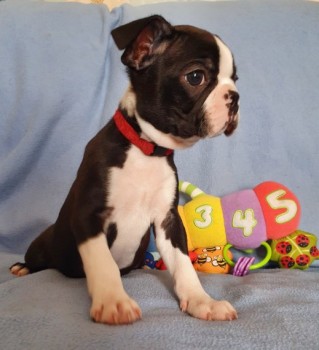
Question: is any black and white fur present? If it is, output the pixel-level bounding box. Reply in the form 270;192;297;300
11;16;239;324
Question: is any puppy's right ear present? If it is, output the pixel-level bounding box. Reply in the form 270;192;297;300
111;15;173;70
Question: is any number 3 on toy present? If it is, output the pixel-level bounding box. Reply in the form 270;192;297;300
194;205;213;229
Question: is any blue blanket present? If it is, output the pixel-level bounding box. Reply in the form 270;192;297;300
0;0;318;349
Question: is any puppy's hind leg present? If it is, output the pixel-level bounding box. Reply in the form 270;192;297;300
10;262;30;277
10;225;54;277
155;209;237;321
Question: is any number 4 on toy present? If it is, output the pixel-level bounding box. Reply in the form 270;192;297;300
232;209;257;237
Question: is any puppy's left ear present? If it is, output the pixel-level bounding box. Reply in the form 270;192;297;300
111;15;173;70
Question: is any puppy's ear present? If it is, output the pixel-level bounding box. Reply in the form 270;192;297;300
111;15;173;70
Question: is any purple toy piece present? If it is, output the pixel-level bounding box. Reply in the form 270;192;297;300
233;256;255;276
221;189;267;249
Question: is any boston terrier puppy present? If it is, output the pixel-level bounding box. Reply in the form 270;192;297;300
11;15;239;324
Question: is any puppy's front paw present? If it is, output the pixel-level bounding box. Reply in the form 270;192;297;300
180;295;237;321
91;291;142;325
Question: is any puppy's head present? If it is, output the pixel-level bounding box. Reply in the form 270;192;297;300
112;15;239;149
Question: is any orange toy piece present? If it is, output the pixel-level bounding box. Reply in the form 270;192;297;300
192;246;232;274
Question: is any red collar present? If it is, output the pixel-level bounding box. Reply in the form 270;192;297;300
113;110;174;157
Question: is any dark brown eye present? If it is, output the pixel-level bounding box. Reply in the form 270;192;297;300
185;70;205;86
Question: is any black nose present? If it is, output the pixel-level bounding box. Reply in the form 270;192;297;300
228;90;239;117
224;90;239;137
229;90;239;103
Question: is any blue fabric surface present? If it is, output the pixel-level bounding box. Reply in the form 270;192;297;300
0;0;122;252
0;254;318;350
0;1;319;349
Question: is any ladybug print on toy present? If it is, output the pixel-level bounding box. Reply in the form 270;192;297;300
280;256;295;269
271;230;319;269
296;254;310;267
310;246;319;258
276;241;292;255
295;234;309;247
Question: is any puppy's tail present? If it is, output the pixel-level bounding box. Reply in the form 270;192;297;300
9;224;54;277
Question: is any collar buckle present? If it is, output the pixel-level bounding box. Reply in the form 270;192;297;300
151;144;174;157
113;110;174;157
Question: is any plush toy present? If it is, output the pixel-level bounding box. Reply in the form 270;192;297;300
178;180;301;250
143;180;318;274
178;180;319;273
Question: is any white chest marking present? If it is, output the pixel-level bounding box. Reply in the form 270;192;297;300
106;146;176;269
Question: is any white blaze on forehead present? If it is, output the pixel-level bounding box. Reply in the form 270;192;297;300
214;36;234;82
202;37;237;137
